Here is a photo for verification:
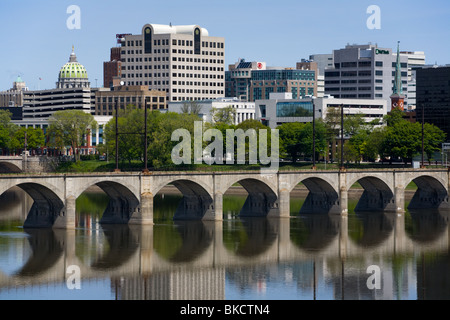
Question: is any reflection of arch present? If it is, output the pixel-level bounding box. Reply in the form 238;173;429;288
225;179;278;217
166;221;214;263
154;179;214;220
7;183;66;228
407;176;450;210
225;218;278;257
16;229;64;277
351;177;395;212
291;177;340;215
90;225;139;270
290;214;340;251
406;210;450;244
0;162;22;173
350;212;395;247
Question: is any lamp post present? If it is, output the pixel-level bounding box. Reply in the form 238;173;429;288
421;105;425;169
114;97;120;173
340;103;345;171
312;96;316;170
143;100;149;174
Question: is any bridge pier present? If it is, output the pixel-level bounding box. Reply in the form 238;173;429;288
129;193;154;225
53;195;76;230
339;188;348;217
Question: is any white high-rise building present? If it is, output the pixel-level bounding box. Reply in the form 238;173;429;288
118;24;226;102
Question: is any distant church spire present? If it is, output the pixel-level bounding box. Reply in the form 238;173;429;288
390;41;405;111
393;41;403;95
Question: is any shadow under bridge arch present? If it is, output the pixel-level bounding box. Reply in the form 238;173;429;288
351;176;395;213
14;183;66;228
296;177;340;215
228;178;279;218
408;175;450;210
91;181;141;224
157;179;214;220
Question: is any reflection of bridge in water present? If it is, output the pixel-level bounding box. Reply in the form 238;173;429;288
0;211;449;299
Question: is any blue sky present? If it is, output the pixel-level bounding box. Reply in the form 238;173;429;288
0;0;449;90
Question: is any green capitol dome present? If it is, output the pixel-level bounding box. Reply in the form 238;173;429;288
56;46;90;89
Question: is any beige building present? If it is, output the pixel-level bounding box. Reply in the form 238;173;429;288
0;76;28;107
118;23;225;102
95;85;166;116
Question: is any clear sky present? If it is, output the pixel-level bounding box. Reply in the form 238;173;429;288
0;0;449;91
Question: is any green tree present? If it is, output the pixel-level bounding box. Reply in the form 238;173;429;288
47;110;97;161
277;122;304;162
181;101;203;115
211;105;236;125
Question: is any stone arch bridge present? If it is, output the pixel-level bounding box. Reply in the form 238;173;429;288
0;169;449;229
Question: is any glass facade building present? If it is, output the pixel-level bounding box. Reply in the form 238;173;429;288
276;101;313;117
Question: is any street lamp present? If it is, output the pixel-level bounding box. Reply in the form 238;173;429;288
340;103;345;171
421;104;425;169
312;96;317;170
143;99;150;174
114;97;120;173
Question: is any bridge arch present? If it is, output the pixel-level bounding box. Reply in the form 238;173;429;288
0;182;67;228
0;162;22;173
151;176;214;221
288;176;340;215
219;176;278;218
346;175;395;213
72;179;141;225
404;174;450;210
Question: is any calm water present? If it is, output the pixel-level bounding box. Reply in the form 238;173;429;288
0;187;449;300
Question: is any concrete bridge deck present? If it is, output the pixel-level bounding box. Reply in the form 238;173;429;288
0;168;449;229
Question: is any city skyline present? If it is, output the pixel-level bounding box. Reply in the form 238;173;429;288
0;0;449;91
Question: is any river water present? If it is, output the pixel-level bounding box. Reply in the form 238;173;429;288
0;186;449;300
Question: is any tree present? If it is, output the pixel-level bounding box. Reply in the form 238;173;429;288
211;105;236;125
47;110;97;161
278;122;304;162
181;101;203;115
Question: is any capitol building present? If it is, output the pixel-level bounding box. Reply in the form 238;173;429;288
16;48;111;153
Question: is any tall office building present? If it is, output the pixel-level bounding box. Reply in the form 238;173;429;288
0;76;28;107
225;59;316;101
118;24;225;102
103;47;122;88
324;44;408;110
399;51;426;110
416;66;450;142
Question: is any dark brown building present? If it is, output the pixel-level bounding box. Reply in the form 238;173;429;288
103;47;122;88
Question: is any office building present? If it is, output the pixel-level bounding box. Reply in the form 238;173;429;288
168;97;255;125
95;85;166;116
324;44;408;110
225;59;317;101
255;93;387;129
118;23;225;102
103;47;122;88
0;76;28;107
416;66;450;141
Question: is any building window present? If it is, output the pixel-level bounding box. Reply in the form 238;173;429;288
144;27;152;54
276;101;313;118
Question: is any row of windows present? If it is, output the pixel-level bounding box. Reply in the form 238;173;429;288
97;96;164;103
172;81;224;87
172;89;224;94
123;73;224;79
124;38;224;49
326;70;407;77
